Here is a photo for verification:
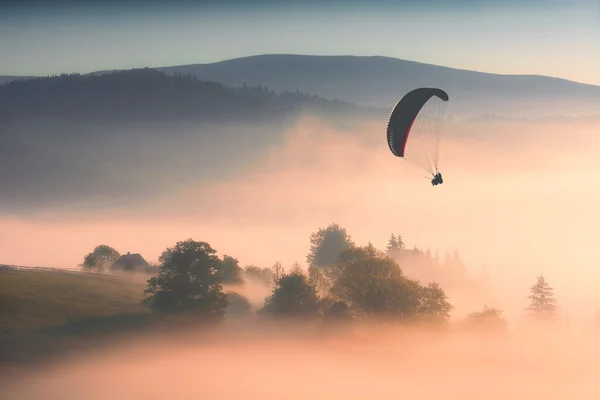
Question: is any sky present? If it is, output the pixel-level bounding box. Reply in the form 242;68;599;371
1;0;599;85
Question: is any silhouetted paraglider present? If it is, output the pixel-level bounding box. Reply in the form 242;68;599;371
386;88;449;186
431;172;443;186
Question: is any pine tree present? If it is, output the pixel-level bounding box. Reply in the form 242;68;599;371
386;234;398;254
396;234;405;252
386;233;406;255
526;274;559;323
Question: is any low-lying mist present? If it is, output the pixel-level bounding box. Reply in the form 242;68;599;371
3;319;600;399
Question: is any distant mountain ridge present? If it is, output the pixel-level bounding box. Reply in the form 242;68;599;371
3;54;599;118
0;68;364;122
154;54;600;117
0;75;33;85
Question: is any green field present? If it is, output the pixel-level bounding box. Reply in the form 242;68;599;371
0;269;149;331
0;269;153;363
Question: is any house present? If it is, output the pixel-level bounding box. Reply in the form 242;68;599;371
111;252;150;271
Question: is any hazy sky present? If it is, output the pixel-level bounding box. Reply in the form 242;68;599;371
1;0;599;85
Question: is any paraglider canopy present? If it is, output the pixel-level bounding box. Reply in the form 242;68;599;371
386;88;449;176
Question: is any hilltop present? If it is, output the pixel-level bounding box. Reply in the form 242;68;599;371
0;68;365;123
149;54;600;117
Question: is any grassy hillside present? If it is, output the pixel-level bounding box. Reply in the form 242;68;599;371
0;269;257;365
0;269;152;363
0;269;148;334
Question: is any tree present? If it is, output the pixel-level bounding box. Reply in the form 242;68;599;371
81;245;120;270
221;255;245;285
526;274;559;323
82;253;97;268
418;282;454;324
306;223;354;269
464;305;508;332
271;261;285;283
307;223;354;297
386;233;405;254
325;245;422;321
386;234;398;253
323;300;352;322
398;235;405;251
308;265;327;296
260;271;321;319
244;265;273;286
144;239;227;319
225;292;253;317
289;262;304;276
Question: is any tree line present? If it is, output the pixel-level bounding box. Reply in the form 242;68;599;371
0;69;364;123
81;223;568;332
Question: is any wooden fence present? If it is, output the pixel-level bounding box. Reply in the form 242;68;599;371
0;264;149;283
